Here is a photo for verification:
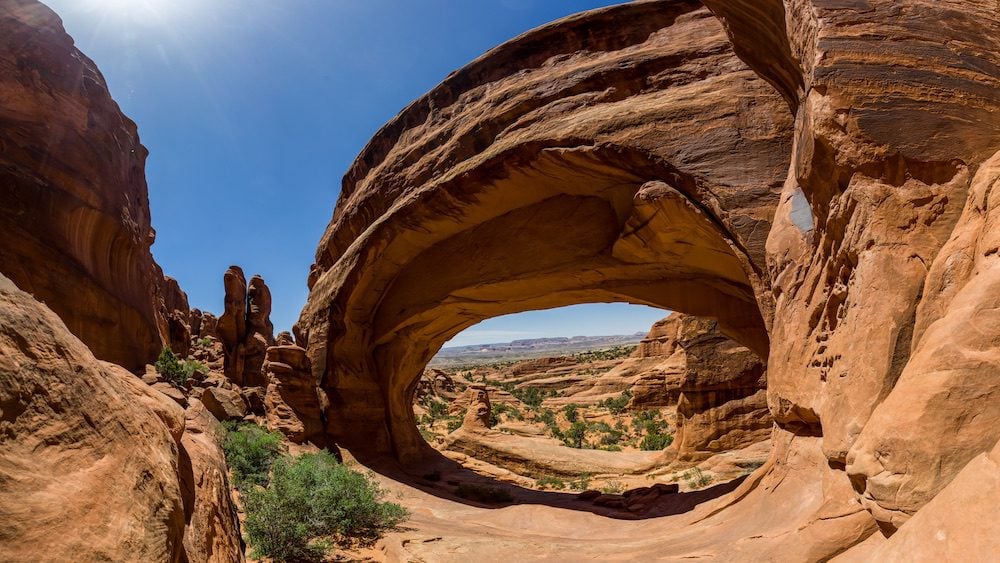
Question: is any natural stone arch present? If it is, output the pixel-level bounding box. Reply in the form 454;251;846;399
298;1;792;461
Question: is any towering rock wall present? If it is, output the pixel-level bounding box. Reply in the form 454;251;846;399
0;1;172;370
701;0;1000;532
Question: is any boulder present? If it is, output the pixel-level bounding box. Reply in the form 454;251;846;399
153;382;189;408
200;387;247;422
0;273;185;562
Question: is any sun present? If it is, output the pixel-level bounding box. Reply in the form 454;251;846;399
77;0;181;25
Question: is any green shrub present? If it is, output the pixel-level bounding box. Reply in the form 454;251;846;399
418;427;439;442
640;430;674;451
536;475;566;490
222;422;283;489
632;409;670;435
154;347;206;385
454;483;513;504
600;480;626;494
243;452;408;560
155;347;189;384
573;345;636;363
490;403;523;426
445;417;463;433
513;387;544;409
569;473;592;490
562;421;588;449
599;390;632;414
197;337;213;348
562;404;579;423
684;467;713;489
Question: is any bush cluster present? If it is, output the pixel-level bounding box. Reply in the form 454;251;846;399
598;390;632;414
154;347;204;385
572;345;637;363
243;452;408;560
221;424;407;561
222;421;283;488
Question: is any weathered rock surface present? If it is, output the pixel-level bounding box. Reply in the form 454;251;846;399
159;276;192;359
300;0;1000;558
200;386;247;422
546;314;770;462
701;0;1000;533
179;399;245;563
0;1;174;371
190;309;219;340
461;385;492;430
263;344;324;444
0;273;186;562
218;267;274;387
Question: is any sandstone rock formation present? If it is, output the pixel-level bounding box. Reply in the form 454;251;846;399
179;399;245;563
0;273;186;561
263;343;324;444
461;386;492;430
0;1;174;371
190;309;219;340
299;0;1000;558
200;387;247;422
160;275;192;359
218;267;274;388
299;0;792;461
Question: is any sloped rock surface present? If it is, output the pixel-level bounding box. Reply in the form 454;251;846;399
0;273;186;562
179;399;245;563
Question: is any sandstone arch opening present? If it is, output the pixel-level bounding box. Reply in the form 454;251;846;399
412;303;772;503
297;1;794;476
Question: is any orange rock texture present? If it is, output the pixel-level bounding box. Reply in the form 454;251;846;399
0;1;178;370
300;0;1000;557
299;0;792;462
0;272;187;561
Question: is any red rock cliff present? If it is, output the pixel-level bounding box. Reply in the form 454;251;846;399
0;1;170;370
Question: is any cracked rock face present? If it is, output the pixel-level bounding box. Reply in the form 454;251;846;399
301;0;1000;557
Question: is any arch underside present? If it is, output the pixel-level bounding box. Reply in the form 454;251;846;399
299;2;792;460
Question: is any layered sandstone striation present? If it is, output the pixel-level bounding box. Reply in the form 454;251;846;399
0;1;174;370
263;343;325;444
301;0;1000;558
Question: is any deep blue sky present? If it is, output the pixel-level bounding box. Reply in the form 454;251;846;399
44;0;668;344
